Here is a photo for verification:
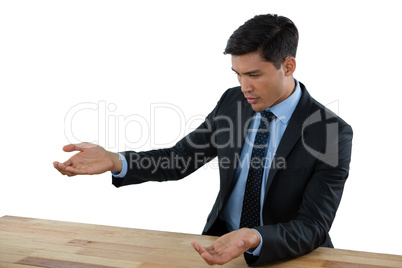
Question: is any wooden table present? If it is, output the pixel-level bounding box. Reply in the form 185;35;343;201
1;216;401;267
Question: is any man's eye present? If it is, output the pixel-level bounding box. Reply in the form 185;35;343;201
249;74;259;78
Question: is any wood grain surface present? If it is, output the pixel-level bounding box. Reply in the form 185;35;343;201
1;215;401;267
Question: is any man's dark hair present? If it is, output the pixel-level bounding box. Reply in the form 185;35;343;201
224;14;299;69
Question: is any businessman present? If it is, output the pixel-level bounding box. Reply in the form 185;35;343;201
54;14;353;266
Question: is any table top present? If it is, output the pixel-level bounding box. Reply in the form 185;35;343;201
1;215;401;267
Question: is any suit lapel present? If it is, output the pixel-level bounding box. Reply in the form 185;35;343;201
264;84;313;196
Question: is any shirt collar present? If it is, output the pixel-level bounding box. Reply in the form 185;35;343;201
266;79;302;124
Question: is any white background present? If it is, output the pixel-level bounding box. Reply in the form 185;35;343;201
1;0;401;256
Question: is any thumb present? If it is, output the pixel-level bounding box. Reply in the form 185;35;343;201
236;239;246;249
237;237;258;250
63;142;96;152
63;144;79;152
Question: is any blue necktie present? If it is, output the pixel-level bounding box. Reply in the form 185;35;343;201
240;111;275;228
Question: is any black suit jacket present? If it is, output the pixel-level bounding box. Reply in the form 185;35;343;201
112;82;353;266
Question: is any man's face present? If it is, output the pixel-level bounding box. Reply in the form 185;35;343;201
231;52;294;112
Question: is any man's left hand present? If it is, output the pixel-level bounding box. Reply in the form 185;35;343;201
191;228;261;265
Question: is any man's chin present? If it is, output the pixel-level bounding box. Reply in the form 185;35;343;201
250;104;267;112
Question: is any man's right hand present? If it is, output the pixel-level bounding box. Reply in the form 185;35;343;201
53;142;122;177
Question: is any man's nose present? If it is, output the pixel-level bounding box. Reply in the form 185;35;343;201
240;77;252;93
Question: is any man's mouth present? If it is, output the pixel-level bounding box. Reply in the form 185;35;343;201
246;97;259;104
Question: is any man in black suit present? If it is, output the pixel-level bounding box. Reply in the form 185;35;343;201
54;14;353;266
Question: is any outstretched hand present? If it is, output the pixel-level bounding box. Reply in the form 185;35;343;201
53;142;121;176
191;228;261;265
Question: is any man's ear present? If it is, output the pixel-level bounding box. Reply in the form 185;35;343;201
283;57;296;76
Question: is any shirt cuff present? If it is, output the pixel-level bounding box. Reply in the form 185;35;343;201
111;153;128;178
245;229;263;256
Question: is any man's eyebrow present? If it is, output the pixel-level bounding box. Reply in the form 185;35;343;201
231;68;261;75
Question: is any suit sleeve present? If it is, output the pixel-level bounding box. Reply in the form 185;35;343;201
248;120;353;265
112;89;232;187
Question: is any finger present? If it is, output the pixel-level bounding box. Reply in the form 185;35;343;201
199;252;225;266
62;159;72;167
205;245;218;255
198;243;217;255
191;242;199;252
192;242;224;265
53;160;72;170
205;240;246;265
192;242;219;262
55;162;80;176
53;162;76;177
54;161;67;172
191;242;206;254
53;162;63;173
55;161;68;170
201;249;241;266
